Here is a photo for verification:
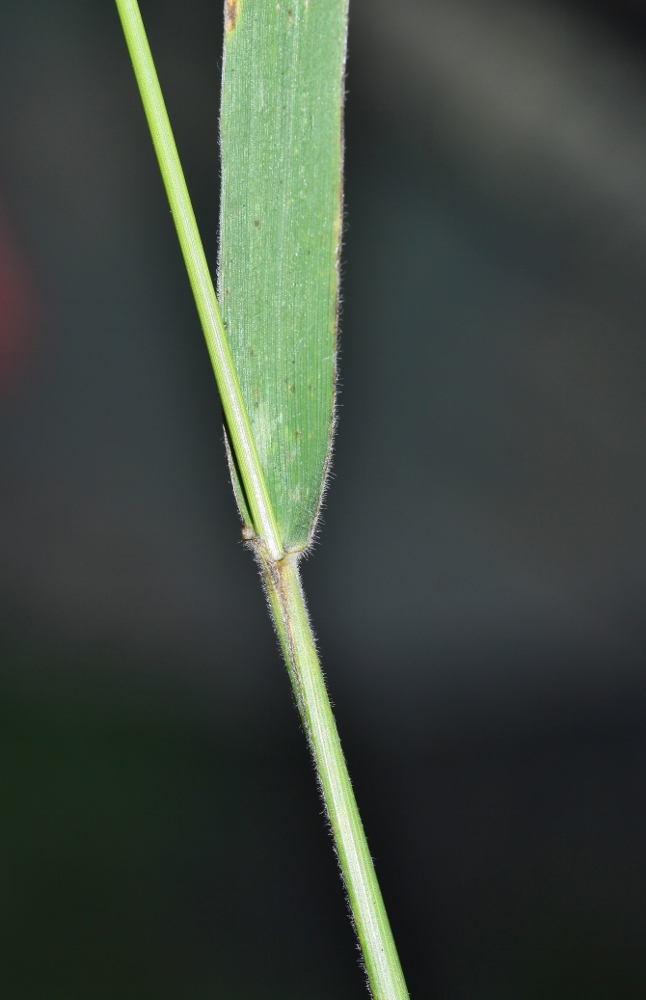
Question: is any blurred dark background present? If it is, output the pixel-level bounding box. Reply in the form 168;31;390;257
1;0;646;995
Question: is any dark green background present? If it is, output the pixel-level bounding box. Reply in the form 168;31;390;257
0;0;645;995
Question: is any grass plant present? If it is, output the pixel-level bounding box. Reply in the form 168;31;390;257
115;1;410;996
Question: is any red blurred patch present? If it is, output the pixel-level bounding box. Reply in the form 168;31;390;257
0;205;38;396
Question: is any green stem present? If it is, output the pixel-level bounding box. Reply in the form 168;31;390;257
260;548;410;1000
114;0;283;562
115;2;410;996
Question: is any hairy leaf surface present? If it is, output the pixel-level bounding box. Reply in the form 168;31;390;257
219;0;347;551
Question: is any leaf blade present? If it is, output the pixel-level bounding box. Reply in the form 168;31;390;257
219;0;347;551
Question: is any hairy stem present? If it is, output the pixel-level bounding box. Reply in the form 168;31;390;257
115;2;410;995
258;547;410;1000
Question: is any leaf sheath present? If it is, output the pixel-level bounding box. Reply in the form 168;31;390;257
259;548;411;1000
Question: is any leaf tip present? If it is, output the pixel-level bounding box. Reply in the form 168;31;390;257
225;0;239;34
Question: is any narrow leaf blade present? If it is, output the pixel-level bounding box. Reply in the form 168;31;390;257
219;0;347;552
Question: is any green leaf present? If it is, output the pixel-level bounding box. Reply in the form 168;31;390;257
115;5;411;993
219;0;347;553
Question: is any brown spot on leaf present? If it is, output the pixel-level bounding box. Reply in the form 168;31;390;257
296;430;302;439
225;0;238;32
287;9;293;22
290;384;296;393
254;219;259;227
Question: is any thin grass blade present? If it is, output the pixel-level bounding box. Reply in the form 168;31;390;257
219;0;347;551
115;2;410;994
